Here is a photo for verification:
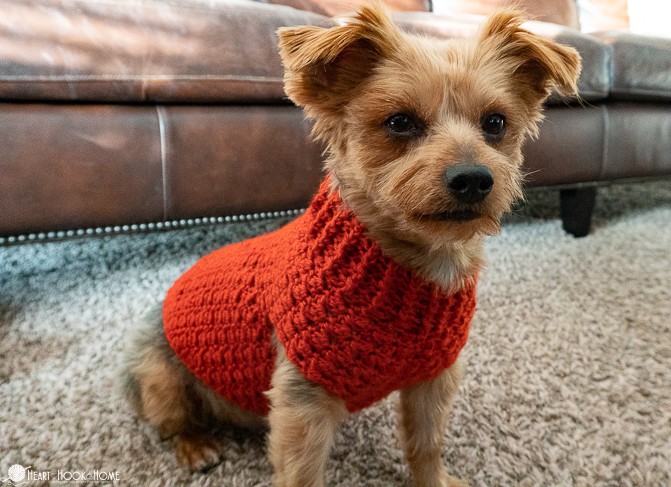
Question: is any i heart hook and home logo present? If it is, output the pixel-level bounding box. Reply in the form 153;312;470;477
1;465;120;485
0;464;30;486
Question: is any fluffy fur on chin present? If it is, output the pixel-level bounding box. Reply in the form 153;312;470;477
123;4;581;487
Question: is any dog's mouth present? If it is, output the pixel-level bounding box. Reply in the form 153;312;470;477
412;209;481;222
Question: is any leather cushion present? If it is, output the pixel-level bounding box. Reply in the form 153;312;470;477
592;32;671;102
522;106;605;187
602;103;671;179
0;103;324;235
0;0;325;103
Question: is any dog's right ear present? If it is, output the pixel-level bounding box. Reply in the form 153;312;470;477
277;4;400;116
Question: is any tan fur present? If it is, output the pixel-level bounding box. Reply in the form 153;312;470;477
174;434;225;472
122;306;266;470
124;3;581;485
278;3;580;295
134;347;189;440
400;363;465;487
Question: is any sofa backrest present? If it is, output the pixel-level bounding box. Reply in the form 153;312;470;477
267;0;430;16
432;0;580;29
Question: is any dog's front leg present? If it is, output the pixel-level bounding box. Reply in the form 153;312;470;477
267;341;348;487
399;361;469;487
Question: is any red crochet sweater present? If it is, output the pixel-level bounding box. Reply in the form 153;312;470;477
163;180;477;415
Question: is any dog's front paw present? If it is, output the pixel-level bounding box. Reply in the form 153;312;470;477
174;434;223;471
443;473;470;487
413;468;470;487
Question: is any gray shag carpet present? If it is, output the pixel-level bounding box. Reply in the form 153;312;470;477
1;181;670;487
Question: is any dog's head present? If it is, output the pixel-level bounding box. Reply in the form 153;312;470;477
278;4;581;246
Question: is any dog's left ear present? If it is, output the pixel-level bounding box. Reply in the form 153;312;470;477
277;4;401;117
479;10;582;102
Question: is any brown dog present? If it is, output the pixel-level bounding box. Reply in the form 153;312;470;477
122;5;580;486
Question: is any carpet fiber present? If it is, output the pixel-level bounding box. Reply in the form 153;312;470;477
1;181;670;487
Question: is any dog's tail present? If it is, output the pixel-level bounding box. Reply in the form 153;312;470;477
117;303;166;414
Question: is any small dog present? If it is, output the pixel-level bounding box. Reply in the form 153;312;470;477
122;4;580;486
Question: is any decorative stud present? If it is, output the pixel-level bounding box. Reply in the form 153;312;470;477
1;208;305;246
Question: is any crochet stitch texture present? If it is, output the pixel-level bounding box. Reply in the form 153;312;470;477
163;179;477;415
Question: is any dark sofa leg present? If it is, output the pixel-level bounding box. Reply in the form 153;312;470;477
560;187;597;237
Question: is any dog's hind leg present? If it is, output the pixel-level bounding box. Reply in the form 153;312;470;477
121;304;266;470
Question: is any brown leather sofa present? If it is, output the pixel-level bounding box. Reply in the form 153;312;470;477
1;0;670;244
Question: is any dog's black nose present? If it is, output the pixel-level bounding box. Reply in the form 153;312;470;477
444;164;494;204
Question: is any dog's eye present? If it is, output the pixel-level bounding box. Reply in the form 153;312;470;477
481;113;506;140
384;113;423;137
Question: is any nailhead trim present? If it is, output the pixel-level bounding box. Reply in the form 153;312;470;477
0;209;305;246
